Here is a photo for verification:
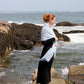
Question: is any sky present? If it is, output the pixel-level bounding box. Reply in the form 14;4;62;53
0;0;84;12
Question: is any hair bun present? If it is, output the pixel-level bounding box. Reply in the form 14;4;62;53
43;14;55;23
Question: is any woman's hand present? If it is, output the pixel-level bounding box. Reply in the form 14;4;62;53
54;37;58;41
54;43;58;47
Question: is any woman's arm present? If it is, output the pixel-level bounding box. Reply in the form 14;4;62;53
42;37;55;45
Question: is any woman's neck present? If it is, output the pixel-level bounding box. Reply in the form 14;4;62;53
46;22;52;27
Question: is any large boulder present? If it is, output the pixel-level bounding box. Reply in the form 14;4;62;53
0;21;13;65
11;23;42;49
32;68;68;84
69;65;84;84
11;23;70;50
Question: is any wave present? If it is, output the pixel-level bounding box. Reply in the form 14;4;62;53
34;23;43;26
60;66;69;78
65;33;84;43
60;62;84;78
79;62;84;65
8;21;24;24
0;72;6;77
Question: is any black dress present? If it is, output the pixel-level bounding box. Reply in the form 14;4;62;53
36;37;55;84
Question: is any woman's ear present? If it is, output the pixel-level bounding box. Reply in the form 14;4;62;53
49;19;52;24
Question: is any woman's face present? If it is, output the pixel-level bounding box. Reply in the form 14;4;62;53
50;17;55;25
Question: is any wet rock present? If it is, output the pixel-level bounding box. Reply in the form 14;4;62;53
69;65;84;84
0;21;13;65
0;21;71;64
0;32;6;57
54;29;70;42
11;23;70;49
11;23;42;49
63;30;84;34
13;36;34;50
56;21;84;26
56;21;77;26
32;68;71;84
76;23;84;26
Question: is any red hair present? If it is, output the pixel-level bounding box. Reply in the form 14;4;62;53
43;14;55;23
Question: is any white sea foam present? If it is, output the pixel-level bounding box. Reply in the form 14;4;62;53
60;66;69;78
54;26;84;34
9;52;14;56
8;21;23;24
34;23;43;26
27;80;32;84
0;72;6;77
0;68;4;70
65;33;84;43
10;69;14;72
21;80;32;84
19;50;30;53
79;63;84;65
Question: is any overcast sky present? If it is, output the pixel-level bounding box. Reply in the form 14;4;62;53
0;0;84;12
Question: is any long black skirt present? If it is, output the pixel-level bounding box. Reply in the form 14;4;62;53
36;55;54;84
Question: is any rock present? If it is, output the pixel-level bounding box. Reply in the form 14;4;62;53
56;21;76;26
11;23;42;49
56;21;84;26
11;23;70;50
63;30;84;34
0;27;9;33
69;65;84;84
76;23;84;26
0;20;11;27
0;32;6;57
32;68;71;84
54;29;70;42
0;21;71;65
0;21;13;64
0;20;11;32
13;36;34;50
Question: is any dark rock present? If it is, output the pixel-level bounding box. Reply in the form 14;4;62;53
63;30;84;34
11;23;70;48
0;21;71;64
56;21;76;26
11;23;42;49
13;36;34;50
76;23;84;26
0;32;6;57
56;21;84;26
54;29;70;42
0;21;13;58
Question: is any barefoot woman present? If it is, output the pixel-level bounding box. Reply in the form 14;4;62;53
36;14;58;84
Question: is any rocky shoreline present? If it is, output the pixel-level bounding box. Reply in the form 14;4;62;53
0;20;70;65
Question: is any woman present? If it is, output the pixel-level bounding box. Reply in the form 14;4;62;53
36;14;58;84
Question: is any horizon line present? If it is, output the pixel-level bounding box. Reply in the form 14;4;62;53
0;10;84;13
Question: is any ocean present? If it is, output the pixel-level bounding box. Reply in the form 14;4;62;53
0;12;84;84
